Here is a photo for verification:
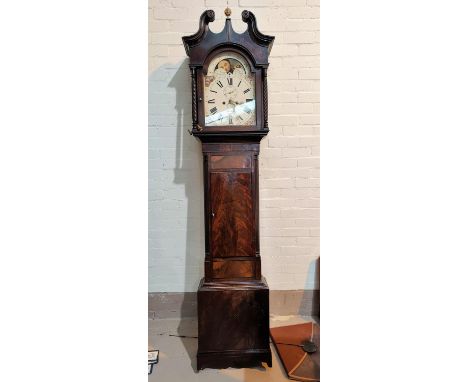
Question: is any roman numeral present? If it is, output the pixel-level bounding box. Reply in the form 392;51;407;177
227;77;233;85
246;98;253;102
237;80;242;87
210;90;217;93
243;88;251;94
229;115;233;124
238;115;244;121
207;99;215;103
216;80;223;88
210;107;217;114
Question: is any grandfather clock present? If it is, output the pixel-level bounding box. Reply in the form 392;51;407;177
182;8;274;370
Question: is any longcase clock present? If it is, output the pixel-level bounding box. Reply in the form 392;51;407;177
182;8;274;370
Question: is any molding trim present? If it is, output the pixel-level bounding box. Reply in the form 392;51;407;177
148;289;319;319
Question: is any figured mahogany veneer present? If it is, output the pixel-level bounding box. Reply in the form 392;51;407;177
203;143;260;281
210;170;253;258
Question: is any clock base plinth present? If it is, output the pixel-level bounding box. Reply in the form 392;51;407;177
196;277;272;370
197;349;272;371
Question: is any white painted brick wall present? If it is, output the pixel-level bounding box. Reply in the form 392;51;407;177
149;0;319;292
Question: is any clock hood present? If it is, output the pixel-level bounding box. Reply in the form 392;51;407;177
182;10;275;68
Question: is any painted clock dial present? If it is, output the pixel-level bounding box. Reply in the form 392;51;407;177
203;51;256;126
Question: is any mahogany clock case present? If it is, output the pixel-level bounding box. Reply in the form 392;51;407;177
182;10;275;370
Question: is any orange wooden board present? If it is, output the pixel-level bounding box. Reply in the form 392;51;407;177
270;322;320;382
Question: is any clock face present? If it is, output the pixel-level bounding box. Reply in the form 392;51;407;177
203;52;256;127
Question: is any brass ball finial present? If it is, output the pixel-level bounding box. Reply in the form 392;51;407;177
224;7;231;18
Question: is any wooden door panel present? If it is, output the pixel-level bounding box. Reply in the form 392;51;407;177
210;172;254;258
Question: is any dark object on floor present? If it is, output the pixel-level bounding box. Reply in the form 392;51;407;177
302;340;317;354
148;350;159;375
270;322;320;382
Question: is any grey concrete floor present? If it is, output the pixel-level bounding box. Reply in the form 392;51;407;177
148;315;318;382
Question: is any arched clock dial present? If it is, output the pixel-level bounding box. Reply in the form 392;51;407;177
204;52;256;126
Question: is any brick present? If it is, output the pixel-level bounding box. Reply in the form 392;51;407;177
153;7;189;20
295;218;320;227
280;188;319;198
149;19;169;33
169;20;202;33
261;237;297;246
270;102;315;115
284;31;319;44
262;168;312;179
270;44;298;57
280;0;307;5
286;19;320;31
239;0;282;6
283;56;320;68
262;178;295;188
298;157;320;168
270;79;320;92
297;236;320;246
282;125;318;136
292;200;320;208
280;228;310;237
287;6;320;19
299;68;320;79
298;92;320;103
281;208;320;218
299;44;320;56
151;0;171;7
173;0;204;7
299;125;320;135
308;169;320;178
299;114;320;124
260;188;282;198
295;178;320;188
261;218;296;228
269;136;318;147
310;227;320;237
148;44;168;57
260;148;282;158
282;147;311;157
269;92;298;103
266;137;288;148
259;208;281;218
269;67;298;80
167;45;186;58
151;32;184;45
268;57;284;67
235;7;288;21
259;19;289;32
259;246;281;256
269;115;298;126
280;246;313;256
261;198;295;208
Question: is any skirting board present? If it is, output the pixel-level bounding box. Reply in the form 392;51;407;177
148;289;319;319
